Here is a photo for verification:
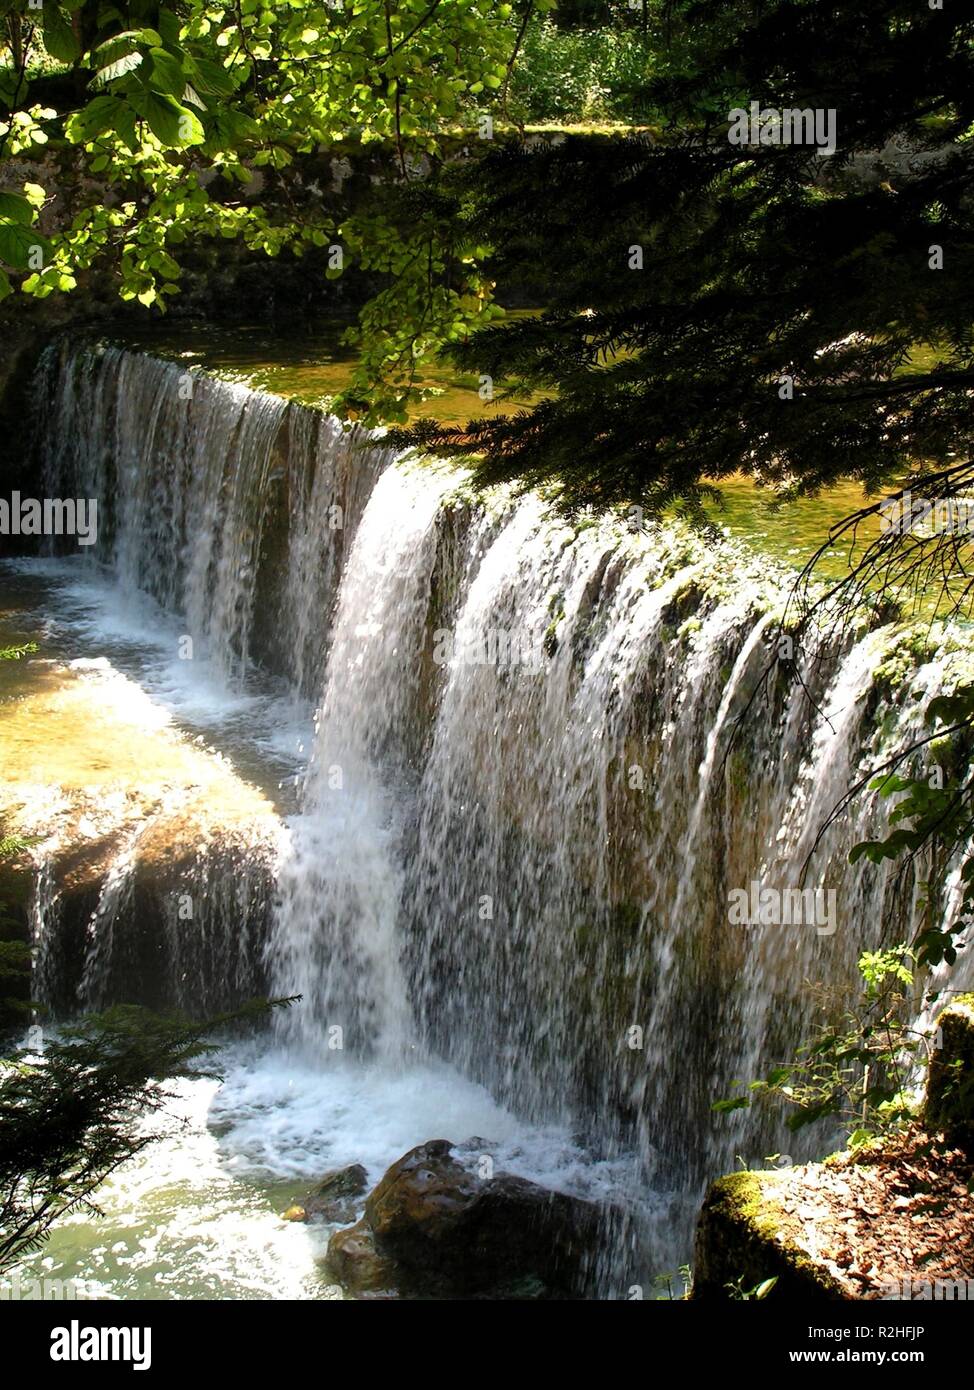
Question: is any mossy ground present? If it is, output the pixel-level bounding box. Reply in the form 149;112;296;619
695;1001;974;1302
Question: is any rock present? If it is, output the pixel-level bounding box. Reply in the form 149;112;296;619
303;1162;370;1222
692;1170;846;1301
327;1220;399;1295
286;1163;370;1224
925;994;974;1148
315;1162;369;1203
326;1140;603;1298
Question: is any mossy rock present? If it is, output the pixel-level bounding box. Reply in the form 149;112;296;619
692;1171;846;1301
925;994;974;1148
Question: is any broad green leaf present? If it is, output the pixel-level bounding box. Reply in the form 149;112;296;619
43;6;82;64
0;220;49;271
96;51;144;85
69;95;125;142
186;57;238;97
146;48;188;98
0;192;34;227
131;91;203;147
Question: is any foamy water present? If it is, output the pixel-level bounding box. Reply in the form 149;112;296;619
11;1039;654;1301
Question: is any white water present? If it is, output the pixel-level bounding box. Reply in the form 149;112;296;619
16;341;974;1295
14;1039;644;1301
267;465;457;1060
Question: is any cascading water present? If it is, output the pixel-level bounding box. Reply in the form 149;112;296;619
39;340;389;692
25;340;974;1284
41;345;285;680
398;500;952;1185
267;464;457;1060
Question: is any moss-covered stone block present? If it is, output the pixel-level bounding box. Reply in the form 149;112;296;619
692;1170;846;1301
925;994;974;1147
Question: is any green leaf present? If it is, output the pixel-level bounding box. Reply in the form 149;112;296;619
0;219;49;271
96;51;144;85
92;29;162;61
186;57;238;98
157;9;182;46
113;102;140;153
43;6;82;64
0;192;34;227
0;67;29;110
764;1065;792;1086
711;1095;749;1113
150;250;180;280
146;48;187;98
69;94;125;142
130;91;203;147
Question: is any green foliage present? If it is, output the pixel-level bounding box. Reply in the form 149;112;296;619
651;1262;693;1299
725;1274;778;1301
0;939;31;1037
398;1;974;518
333;180;504;425
507;16;657;123
850;683;974;967
715;946;931;1144
0;641;37;661
0;0;518;340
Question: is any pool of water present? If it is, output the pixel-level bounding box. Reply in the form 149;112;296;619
9;1038;650;1301
92;320;922;588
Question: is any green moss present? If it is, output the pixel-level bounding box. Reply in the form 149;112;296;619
727;751;750;798
925;994;974;1146
871;625;939;697
693;1170;847;1301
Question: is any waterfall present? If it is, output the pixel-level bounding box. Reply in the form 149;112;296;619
39;341;389;692
267;464;456;1060
29;341;974;1233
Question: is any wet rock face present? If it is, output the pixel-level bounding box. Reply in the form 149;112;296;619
327;1140;604;1299
315;1162;369;1206
0;646;284;1015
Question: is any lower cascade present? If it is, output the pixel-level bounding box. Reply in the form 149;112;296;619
9;341;974;1294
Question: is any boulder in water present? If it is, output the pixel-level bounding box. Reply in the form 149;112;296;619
304;1163;370;1223
327;1220;401;1296
326;1140;602;1297
283;1163;370;1225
